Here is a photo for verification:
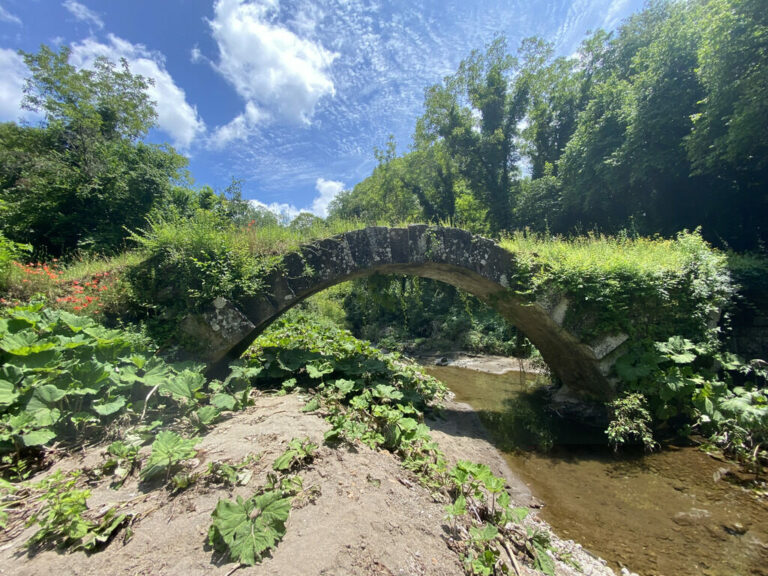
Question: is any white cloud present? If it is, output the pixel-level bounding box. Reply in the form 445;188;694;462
63;0;104;29
209;0;338;124
249;198;303;223
0;48;27;121
311;178;344;217
249;176;344;222
0;5;22;25
209;100;266;148
69;35;205;149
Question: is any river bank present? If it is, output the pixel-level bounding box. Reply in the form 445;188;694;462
1;390;618;576
425;362;768;576
414;352;546;376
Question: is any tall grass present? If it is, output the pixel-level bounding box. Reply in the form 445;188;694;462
129;211;397;259
501;230;734;341
501;231;704;278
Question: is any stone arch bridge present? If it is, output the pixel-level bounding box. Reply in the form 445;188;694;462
184;226;631;400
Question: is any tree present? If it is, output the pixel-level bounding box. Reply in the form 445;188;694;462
0;45;187;255
686;0;768;248
328;136;420;224
416;36;528;234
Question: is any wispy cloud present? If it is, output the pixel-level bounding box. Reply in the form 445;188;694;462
62;0;104;29
209;101;266;148
70;35;206;149
0;5;22;25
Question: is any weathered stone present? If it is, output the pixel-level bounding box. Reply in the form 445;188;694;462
180;299;255;362
591;333;629;360
192;226;644;401
673;508;711;526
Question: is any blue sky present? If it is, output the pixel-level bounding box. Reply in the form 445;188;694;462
0;0;644;219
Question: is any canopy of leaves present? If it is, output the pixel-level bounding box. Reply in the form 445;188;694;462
0;46;188;255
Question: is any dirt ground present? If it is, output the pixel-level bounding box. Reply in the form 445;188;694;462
0;392;616;576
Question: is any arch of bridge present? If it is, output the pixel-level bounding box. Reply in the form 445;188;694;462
185;226;629;400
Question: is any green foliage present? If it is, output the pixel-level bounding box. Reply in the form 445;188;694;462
208;490;292;566
127;210;269;316
605;393;657;451
616;334;767;465
25;470;130;551
328;136;421;224
0;304;249;477
342;275;530;357
503;229;733;342
0;45;188;255
102;439;141;485
0;229;31;289
272;437;317;472
140;431;198;482
126;212;368;329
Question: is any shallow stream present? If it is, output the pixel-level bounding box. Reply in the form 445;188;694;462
426;365;768;576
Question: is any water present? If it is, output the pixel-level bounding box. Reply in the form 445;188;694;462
426;365;768;576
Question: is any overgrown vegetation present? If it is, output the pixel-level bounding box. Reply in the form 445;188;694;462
614;336;767;467
0;303;251;479
503;229;734;342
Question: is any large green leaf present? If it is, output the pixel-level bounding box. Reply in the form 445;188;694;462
306;361;334;379
26;384;68;411
331;379;355;395
193;405;220;427
0;332;56;356
140;357;174;388
140;431;198;480
57;311;96;333
0;379;19;407
21;428;56;447
92;396;127;416
5;349;62;370
161;370;205;402
211;393;237;411
56;334;92;350
69;360;110;395
372;384;403;401
208;491;292;566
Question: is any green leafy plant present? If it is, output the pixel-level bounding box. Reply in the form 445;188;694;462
208;490;292;566
272;437;318;472
140;431;198;482
102;439;141;485
606;393;657;451
25;470;130;552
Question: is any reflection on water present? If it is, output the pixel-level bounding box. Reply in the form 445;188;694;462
427;365;768;576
